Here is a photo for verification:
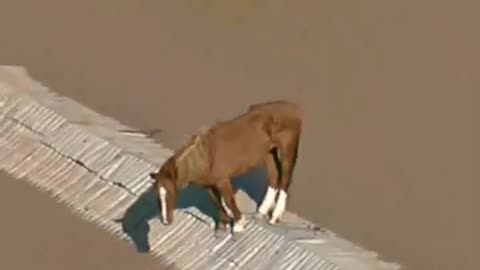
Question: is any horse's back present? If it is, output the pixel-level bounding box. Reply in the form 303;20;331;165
248;100;300;113
248;100;302;132
204;117;272;178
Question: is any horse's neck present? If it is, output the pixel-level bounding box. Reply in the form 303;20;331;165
176;137;210;184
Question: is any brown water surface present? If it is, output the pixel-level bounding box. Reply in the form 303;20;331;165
0;1;477;269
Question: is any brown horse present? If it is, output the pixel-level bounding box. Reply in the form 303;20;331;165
150;100;302;235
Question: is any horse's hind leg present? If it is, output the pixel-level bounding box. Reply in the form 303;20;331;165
257;149;280;219
269;130;300;225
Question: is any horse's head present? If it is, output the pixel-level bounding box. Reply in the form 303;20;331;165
150;157;179;225
151;134;208;225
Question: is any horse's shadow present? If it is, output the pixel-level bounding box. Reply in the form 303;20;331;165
116;167;269;253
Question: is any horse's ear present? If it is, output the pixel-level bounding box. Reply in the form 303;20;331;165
149;172;158;179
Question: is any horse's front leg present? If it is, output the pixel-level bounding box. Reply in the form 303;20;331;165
216;181;247;235
207;187;232;236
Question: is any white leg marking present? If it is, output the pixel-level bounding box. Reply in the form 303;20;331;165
269;190;287;224
233;215;247;233
221;197;234;218
221;196;246;232
258;186;278;215
159;186;168;224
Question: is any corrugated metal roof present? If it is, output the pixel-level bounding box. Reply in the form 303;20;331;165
0;65;402;270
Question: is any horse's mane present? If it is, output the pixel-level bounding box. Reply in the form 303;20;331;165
176;135;201;162
173;127;212;185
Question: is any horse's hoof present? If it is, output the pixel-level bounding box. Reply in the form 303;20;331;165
254;212;268;222
214;223;229;238
231;231;245;241
214;229;229;239
268;218;280;226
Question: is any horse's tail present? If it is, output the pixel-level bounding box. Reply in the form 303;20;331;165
292;134;300;168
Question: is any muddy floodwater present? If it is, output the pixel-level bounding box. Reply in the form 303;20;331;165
0;1;477;269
